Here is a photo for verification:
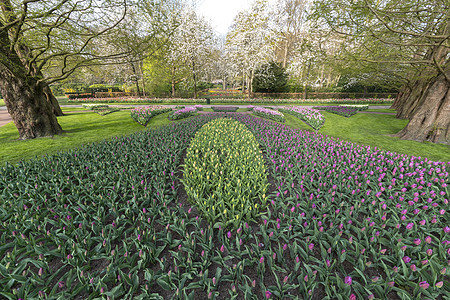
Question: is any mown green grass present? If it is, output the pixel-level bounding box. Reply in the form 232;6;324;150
365;108;396;113
0;99;4;106
0;111;172;165
282;112;450;162
1;109;448;165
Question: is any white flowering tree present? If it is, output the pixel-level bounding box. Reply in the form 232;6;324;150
165;7;217;98
226;0;275;96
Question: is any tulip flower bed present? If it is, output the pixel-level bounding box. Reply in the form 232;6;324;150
194;105;203;111
211;106;239;112
253;107;286;123
82;104;110;110
279;107;325;131
168;106;197;120
130;106;171;126
183;118;268;227
314;105;359;117
0;113;448;299
340;104;369;111
68;97;394;105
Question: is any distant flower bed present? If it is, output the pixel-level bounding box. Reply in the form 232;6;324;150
68;97;394;105
314;106;358;117
339;104;369;111
69;97;205;104
168;107;197;120
253;107;285;123
209;98;394;105
211;106;239;112
279;107;325;130
194;105;203;111
130;106;171;126
82;104;109;110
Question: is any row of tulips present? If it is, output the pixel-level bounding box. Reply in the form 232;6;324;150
225;113;448;299
81;104;109;110
0;116;222;299
68;97;394;105
1;113;447;299
314;105;359;117
279;107;325;131
252;107;286;123
340;104;369;111
183;118;268;228
130;106;171;126
168;106;197;120
211;106;239;112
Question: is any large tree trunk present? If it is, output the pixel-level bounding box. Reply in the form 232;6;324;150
43;85;64;116
0;70;63;139
0;17;63;139
394;72;449;144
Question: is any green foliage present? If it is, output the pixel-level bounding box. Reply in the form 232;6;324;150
253;61;288;93
0;111;172;165
130;106;172;126
183;118;268;227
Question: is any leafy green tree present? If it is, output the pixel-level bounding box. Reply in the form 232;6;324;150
252;61;289;93
313;0;449;144
0;0;179;139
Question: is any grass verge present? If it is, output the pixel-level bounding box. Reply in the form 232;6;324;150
2;109;449;165
283;112;450;162
0;111;172;165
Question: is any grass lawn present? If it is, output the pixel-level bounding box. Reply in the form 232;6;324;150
0;111;172;164
0;99;4;106
365;108;396;113
1;110;449;165
281;112;449;162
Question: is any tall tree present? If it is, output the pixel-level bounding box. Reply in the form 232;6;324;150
314;0;450;144
165;7;216;98
226;0;274;96
0;0;177;139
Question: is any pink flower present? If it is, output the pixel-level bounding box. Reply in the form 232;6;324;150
402;256;411;263
419;281;429;289
388;281;395;287
308;243;314;251
260;256;264;263
220;245;224;253
349;294;356;300
413;239;421;246
344;276;352;285
436;281;443;288
426;249;433;256
406;223;414;230
265;291;272;298
410;264;416;271
425;236;432;244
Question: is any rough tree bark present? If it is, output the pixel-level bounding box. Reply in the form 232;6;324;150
392;72;449;144
44;85;64;117
0;69;63;139
0;20;63;139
